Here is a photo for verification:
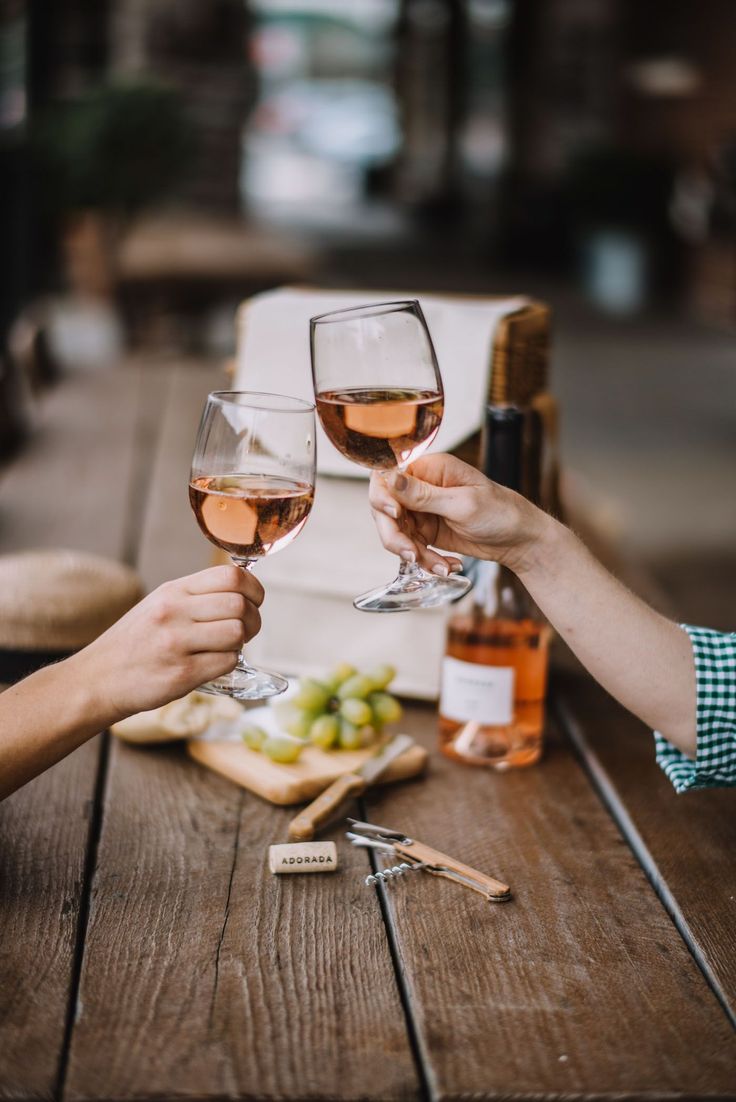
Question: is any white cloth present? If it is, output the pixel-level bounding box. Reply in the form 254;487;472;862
235;287;527;698
236;287;527;477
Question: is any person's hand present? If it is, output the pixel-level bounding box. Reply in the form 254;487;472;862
369;453;547;576
76;565;264;723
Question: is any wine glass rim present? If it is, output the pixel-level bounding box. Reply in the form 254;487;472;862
207;390;315;413
310;299;421;325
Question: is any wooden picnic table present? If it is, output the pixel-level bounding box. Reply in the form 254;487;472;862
1;360;735;1102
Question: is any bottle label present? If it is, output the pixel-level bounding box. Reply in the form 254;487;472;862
440;657;514;725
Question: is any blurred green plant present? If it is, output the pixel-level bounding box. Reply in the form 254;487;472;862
34;81;194;217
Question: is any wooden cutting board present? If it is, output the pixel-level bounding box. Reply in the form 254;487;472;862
187;738;428;806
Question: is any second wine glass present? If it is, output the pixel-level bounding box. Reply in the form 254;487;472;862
310;299;471;612
189;391;316;699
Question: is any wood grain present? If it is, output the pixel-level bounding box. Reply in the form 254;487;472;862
135;361;224;592
63;739;420;1101
363;705;736;1100
0;741;101;1101
556;667;736;1027
553;542;736;1026
0;361;165;1100
188;736;428;806
6;350;734;1101
62;359;418;1099
0;366;142;557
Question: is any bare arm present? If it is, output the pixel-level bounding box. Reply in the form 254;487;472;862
516;518;695;754
369;456;696;757
0;565;264;800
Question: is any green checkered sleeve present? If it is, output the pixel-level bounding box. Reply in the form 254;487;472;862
654;625;736;793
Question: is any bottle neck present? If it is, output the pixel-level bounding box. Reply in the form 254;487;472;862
475;404;542;622
470;559;536;621
482;405;523;492
471;560;499;616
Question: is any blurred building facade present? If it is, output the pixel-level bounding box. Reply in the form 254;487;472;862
1;0;735;347
0;0;734;566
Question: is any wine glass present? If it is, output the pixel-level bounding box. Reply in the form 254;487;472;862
189;391;316;699
310;299;471;612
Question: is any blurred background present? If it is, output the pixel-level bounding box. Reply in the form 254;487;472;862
1;0;735;616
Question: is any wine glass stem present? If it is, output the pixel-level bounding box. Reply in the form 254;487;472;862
395;461;421;581
231;556;256;672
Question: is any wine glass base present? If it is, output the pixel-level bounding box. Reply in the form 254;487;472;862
198;666;289;701
354;567;471;613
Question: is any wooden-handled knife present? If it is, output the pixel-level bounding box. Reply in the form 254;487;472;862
287;734;416;842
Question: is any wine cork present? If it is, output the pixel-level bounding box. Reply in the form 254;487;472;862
268;841;338;875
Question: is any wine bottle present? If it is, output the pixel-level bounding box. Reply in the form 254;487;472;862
438;406;550;769
489;302;561;515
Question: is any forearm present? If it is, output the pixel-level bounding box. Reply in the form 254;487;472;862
516;517;697;757
0;652;114;800
0;566;264;801
370;458;697;756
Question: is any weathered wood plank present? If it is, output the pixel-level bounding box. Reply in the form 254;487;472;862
556;668;736;1031
551;543;736;1027
64;357;418;1100
363;706;736;1100
0;742;100;1102
63;739;420;1101
136;361;224;591
0;362;163;1100
0;367;142;557
63;357;418;1097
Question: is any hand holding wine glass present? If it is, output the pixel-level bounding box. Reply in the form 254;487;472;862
189;391;316;699
368;453;547;578
310;300;471;612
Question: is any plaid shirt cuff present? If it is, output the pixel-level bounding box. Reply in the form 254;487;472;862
655;625;736;793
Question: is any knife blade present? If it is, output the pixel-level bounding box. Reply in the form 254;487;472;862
287;733;416;842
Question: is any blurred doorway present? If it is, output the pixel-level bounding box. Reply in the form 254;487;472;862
242;0;402;233
241;0;512;240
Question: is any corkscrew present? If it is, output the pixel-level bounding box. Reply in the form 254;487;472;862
365;861;423;886
346;819;511;903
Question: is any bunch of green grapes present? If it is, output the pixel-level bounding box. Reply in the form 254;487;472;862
240;664;402;763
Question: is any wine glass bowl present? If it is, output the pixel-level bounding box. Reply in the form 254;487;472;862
189;391;316;699
314;388;444;470
189;475;314;562
310;300;471;613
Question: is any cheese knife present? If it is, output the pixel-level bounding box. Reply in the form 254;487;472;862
287;733;416;842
